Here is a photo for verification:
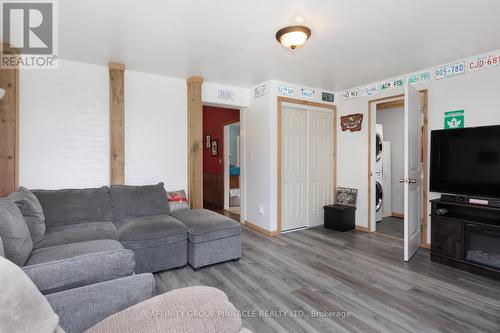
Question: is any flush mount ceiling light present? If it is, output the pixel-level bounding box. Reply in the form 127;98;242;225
0;88;5;100
276;25;311;49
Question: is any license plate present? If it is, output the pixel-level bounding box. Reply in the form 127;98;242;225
435;62;465;80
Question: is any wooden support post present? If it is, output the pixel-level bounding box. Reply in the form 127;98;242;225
0;44;19;197
109;63;125;185
187;76;203;208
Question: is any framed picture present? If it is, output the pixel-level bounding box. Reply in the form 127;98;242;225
211;140;218;156
205;135;212;149
336;187;358;207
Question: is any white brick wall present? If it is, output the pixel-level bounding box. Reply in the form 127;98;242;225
124;70;187;192
18;60;191;194
19;60;110;189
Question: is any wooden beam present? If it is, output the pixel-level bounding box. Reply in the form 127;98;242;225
109;62;125;71
187;76;204;208
0;44;19;197
109;63;125;185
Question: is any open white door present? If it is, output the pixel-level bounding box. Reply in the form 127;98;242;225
404;85;422;261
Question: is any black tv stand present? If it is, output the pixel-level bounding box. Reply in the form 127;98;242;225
439;193;500;208
431;199;500;280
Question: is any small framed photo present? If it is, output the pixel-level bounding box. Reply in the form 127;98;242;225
336;187;358;207
205;135;212;149
211;140;218;156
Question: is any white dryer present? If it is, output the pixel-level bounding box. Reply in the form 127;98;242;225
376;124;384;173
375;172;384;222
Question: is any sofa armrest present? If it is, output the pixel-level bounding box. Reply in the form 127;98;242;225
46;273;154;333
22;249;135;294
87;286;244;333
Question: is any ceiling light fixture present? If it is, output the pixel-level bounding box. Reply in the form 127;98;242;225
0;88;5;100
276;25;311;49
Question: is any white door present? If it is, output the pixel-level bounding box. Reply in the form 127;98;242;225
308;110;333;227
404;85;423;261
282;106;307;231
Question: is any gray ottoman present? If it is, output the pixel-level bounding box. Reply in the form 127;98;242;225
114;215;187;273
170;209;241;270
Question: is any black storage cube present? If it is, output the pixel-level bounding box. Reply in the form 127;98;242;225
324;204;355;232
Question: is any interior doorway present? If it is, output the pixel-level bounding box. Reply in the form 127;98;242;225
224;122;241;216
202;105;241;221
277;97;337;233
374;99;405;240
368;89;429;261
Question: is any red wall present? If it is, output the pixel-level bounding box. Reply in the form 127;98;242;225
203;106;239;174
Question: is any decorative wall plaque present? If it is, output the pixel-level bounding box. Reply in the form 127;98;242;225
211;140;218;156
340;113;363;132
336;187;358;207
254;84;267;98
322;92;335;102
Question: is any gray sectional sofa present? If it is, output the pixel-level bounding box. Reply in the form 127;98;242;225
0;183;244;332
1;183;241;276
1;256;251;333
0;195;135;295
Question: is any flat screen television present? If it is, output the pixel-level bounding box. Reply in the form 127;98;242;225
430;125;500;199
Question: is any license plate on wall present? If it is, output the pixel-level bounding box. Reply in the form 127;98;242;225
435;62;465;80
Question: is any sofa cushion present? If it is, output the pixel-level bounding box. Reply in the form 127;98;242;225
23;242;135;294
34;222;119;249
170;209;241;243
115;215;186;249
110;183;170;221
0;257;61;333
0;235;4;257
32;187;112;227
7;187;46;243
26;239;124;265
0;199;33;266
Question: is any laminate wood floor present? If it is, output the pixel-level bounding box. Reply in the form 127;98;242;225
376;216;404;239
155;227;500;333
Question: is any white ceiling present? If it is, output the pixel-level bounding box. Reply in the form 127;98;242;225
58;0;500;91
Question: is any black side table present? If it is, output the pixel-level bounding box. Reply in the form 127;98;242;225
323;204;356;232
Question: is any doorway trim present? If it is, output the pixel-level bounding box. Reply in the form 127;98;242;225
223;120;240;211
367;90;429;248
277;96;337;234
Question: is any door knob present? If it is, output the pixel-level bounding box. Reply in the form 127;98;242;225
408;178;417;184
399;178;405;183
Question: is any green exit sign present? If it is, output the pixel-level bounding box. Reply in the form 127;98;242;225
444;110;464;129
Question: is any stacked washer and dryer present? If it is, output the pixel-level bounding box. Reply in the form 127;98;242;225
375;125;384;222
375;124;392;223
